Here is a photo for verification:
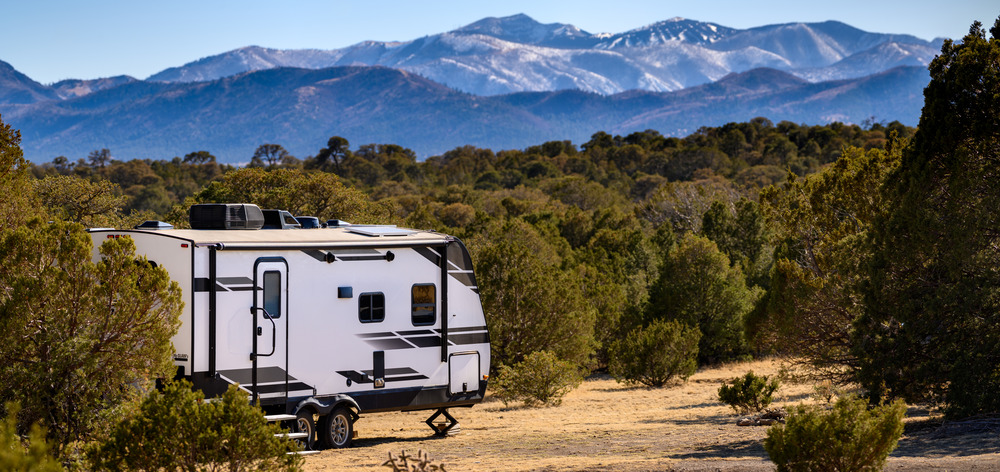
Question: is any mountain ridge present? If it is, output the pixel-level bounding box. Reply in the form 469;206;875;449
133;14;941;96
2;64;929;163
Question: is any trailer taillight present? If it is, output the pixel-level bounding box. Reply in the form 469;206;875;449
181;243;189;248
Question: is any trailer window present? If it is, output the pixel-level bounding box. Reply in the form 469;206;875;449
411;284;436;326
359;292;385;323
262;271;281;319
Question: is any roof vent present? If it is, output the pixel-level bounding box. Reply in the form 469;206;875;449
189;204;265;230
135;220;174;230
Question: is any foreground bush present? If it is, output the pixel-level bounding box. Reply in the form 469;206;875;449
718;371;780;414
0;230;182;456
764;395;906;472
609;319;700;387
491;350;583;407
0;403;62;472
89;381;302;472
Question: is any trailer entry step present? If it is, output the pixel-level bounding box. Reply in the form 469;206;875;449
264;414;296;422
288;450;322;456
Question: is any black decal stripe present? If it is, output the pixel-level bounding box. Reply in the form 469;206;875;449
217;367;297;385
449;271;476;288
406;336;442;348
194;278;230;292
337;371;372;384
365;338;416;350
386;367;419;375
388;374;429;382
194;278;210;291
358;367;419;376
415;247;441;266
252;382;313;394
449;332;490;345
218;277;254;285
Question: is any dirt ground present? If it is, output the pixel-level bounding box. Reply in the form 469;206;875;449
302;359;1000;471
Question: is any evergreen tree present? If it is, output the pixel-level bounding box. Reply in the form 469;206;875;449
858;17;1000;416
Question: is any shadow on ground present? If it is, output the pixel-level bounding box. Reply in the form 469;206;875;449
669;439;768;460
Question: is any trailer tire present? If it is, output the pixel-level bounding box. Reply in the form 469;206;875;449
319;407;353;449
293;409;316;450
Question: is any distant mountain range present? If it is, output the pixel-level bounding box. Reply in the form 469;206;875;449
145;14;941;95
0;14;938;163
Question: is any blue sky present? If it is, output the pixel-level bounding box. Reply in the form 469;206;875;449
2;0;996;84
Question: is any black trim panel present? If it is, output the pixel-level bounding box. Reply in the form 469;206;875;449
448;332;490;345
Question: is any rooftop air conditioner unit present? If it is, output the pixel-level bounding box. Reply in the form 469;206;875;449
189;203;265;230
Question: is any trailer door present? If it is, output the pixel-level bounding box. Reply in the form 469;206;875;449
251;258;289;403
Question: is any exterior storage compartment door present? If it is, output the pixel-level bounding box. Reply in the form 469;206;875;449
448;352;480;395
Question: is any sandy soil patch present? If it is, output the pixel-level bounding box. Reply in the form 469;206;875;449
302;359;1000;471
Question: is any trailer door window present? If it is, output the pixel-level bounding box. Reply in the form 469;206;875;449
263;270;281;318
359;292;385;323
411;284;436;326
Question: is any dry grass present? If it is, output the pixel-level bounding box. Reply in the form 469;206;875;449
303;359;1000;471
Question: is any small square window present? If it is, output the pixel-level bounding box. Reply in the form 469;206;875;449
359;292;385;323
411;284;436;326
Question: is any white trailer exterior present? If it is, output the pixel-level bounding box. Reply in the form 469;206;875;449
89;218;490;448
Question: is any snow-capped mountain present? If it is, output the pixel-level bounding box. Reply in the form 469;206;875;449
144;14;942;96
595;17;736;48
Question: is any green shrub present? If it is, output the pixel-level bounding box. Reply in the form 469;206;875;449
88;381;302;472
764;395;906;472
718;371;780;414
491;350;583;407
609;319;701;387
0;403;62;472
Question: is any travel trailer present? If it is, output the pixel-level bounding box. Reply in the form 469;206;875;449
89;203;490;449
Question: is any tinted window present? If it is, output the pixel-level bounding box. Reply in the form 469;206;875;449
263;271;281;318
411;284;436;326
359;292;385;323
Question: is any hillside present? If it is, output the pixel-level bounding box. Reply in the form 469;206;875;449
2;65;928;163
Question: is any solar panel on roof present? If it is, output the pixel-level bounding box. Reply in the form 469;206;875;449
347;226;417;237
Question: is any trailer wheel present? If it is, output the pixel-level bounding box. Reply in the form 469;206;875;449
293;409;316;450
319;407;353;449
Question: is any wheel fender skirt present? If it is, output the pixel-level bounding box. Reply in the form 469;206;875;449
296;395;360;418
